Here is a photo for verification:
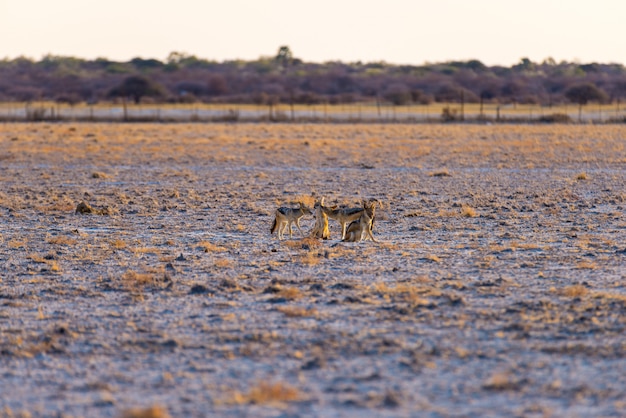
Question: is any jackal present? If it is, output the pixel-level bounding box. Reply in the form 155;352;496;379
270;202;313;239
310;198;330;240
321;198;380;240
342;200;378;242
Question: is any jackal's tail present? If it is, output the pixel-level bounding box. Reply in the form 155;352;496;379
270;216;277;234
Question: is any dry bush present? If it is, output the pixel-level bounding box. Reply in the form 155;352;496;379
576;172;588;180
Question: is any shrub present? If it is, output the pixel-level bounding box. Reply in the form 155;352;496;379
539;113;572;123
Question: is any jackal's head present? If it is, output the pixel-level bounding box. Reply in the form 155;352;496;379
298;201;313;216
363;199;378;216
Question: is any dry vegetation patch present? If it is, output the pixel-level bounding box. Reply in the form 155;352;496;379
229;381;302;406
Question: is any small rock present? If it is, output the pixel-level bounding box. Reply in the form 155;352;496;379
189;284;209;294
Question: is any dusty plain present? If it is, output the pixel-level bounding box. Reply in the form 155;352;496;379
1;122;625;417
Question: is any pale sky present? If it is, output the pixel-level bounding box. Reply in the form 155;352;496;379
1;0;625;66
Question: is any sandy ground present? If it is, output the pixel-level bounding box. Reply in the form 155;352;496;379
1;123;625;417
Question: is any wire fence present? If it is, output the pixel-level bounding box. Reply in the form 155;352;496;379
1;102;625;123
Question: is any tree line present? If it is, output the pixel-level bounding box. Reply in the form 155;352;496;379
1;47;625;111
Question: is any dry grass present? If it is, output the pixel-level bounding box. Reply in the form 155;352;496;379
560;285;589;298
121;270;158;289
276;287;304;300
47;235;78;246
213;258;233;269
110;239;127;249
91;171;111;179
461;205;477;218
369;282;441;305
28;253;60;272
198;241;227;253
429;169;451;177
591;291;626;302
8;239;27;248
229;381;301;405
121;405;171;418
482;371;522;391
276;306;318;317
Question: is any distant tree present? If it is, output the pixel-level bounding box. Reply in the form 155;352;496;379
383;83;411;105
609;80;626;111
206;75;229;96
130;57;164;71
275;46;293;69
108;75;165;104
513;57;535;72
565;82;608;121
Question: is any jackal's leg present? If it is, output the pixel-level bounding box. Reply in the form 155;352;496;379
295;219;305;237
341;222;348;240
279;221;288;240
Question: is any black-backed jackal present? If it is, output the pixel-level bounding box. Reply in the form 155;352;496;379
342;200;378;242
310;198;330;240
321;198;380;240
270;202;313;240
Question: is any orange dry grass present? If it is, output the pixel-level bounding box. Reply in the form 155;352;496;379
121;405;171;418
560;285;589;298
213;258;233;268
109;239;127;249
461;206;477;218
370;282;441;305
198;241;227;252
8;239;27;248
276;287;304;300
121;270;157;288
230;381;300;405
276;306;318;317
47;236;77;246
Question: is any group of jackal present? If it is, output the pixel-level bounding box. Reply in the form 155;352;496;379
270;198;380;242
